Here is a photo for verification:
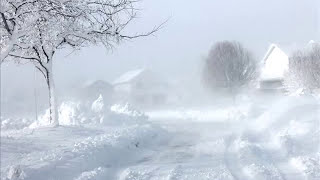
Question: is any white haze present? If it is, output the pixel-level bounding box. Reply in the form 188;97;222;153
1;1;320;180
1;0;319;115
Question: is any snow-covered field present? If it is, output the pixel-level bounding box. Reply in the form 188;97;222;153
1;95;320;180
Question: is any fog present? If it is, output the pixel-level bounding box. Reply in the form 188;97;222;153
1;0;319;116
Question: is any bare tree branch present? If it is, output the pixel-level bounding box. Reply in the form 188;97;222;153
284;44;320;93
0;12;12;35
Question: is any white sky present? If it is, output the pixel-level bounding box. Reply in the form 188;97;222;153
1;0;319;94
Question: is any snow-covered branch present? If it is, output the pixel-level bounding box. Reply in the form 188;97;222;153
284;44;320;93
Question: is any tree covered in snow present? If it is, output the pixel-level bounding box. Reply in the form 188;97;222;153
0;0;37;62
284;44;320;94
0;0;162;125
203;41;258;94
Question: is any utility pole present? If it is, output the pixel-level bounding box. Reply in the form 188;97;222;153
34;67;38;122
316;0;320;40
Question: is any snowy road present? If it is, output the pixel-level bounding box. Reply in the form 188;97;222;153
118;120;237;180
118;97;320;180
118;120;273;180
1;96;320;180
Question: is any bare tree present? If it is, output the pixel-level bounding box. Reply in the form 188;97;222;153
284;44;320;94
203;41;258;94
1;0;163;126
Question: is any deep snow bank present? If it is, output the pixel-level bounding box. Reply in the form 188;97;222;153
25;96;148;128
229;96;320;180
135;95;320;180
1;96;169;180
1;94;149;130
2;123;169;180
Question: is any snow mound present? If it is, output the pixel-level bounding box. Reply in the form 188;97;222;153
290;154;320;179
255;97;319;152
59;101;83;125
27;97;148;129
6;165;26;180
1;117;33;130
111;103;145;117
91;94;104;113
29;101;85;128
107;103;149;126
2;123;169;180
119;164;235;180
74;167;107;180
242;163;282;180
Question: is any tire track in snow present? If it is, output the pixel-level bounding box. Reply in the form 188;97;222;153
118;122;236;180
223;134;246;180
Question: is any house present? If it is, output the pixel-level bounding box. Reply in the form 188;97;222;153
112;68;169;108
81;80;114;104
259;44;289;92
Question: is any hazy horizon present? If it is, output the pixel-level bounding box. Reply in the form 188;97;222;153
1;0;319;101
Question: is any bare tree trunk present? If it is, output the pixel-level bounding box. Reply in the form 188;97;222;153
45;62;59;126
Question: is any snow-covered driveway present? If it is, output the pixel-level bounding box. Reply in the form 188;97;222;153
119;97;320;180
118;120;236;180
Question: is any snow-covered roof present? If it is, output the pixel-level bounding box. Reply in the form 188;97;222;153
260;44;289;81
308;40;316;44
113;68;145;85
306;40;320;49
83;80;112;88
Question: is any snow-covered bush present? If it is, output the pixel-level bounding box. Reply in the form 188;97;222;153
284;44;320;94
91;95;105;113
1;117;34;130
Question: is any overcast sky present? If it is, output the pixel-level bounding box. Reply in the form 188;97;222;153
1;0;319;94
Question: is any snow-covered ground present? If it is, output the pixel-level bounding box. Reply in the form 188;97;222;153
1;95;320;180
